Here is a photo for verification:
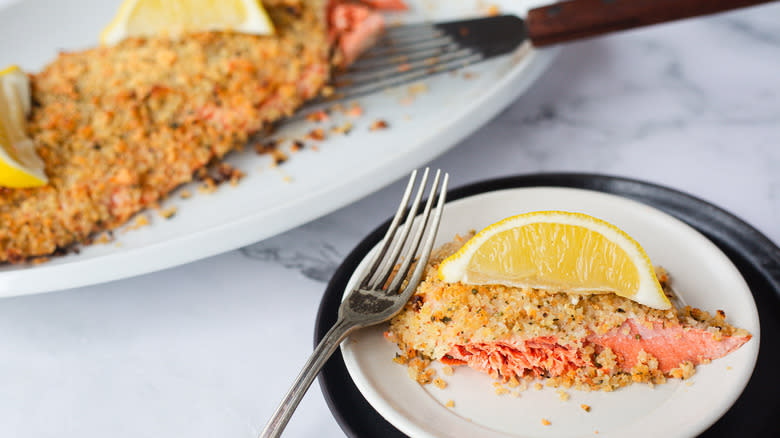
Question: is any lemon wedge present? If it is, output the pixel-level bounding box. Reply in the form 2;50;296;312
100;0;276;45
0;65;47;188
439;211;671;310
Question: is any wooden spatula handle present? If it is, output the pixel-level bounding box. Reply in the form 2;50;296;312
527;0;777;46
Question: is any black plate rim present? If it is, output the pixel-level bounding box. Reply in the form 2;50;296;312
314;172;780;438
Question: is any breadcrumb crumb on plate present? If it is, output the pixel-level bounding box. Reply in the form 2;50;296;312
340;187;759;438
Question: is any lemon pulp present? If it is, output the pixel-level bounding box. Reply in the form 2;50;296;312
101;0;275;45
0;65;47;188
439;211;671;310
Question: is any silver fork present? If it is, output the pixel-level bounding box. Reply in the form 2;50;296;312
260;168;449;438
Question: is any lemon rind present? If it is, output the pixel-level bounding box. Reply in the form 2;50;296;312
438;211;671;310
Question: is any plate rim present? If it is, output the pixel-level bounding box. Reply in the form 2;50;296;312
0;0;559;296
315;172;780;438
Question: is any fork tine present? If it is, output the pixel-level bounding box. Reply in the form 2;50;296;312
357;35;455;59
383;22;438;36
330;52;482;101
365;168;430;290
371;29;446;50
337;47;475;87
386;170;443;294
344;43;459;73
395;172;448;300
358;169;418;288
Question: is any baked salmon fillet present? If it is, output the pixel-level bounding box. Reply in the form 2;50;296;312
0;0;404;263
0;0;331;263
387;234;752;391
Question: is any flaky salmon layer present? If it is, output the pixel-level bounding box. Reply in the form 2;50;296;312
387;234;751;390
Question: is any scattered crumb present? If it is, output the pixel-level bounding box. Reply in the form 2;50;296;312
581;404;591;412
407;82;428;97
511;391;521;398
229;173;243;186
534;383;543;391
306;110;330;122
96;233;113;244
685;381;694;387
346;102;363;117
194;162;244;189
306;128;326;141
541;418;551;426
669;361;696;379
445;400;455;408
518;380;529;391
30;257;50;265
114;242;122;248
433;378;448;389
556;389;570;401
463;71;479;80
331;121;353;135
495;386;509;396
393;353;408;365
726;366;732;370
282;175;293;183
370;119;389;131
442;365;454;376
179;190;192;199
270;149;288;166
486;5;500;16
254;139;278;154
290;140;305;152
159;206;177;220
124;215;150;232
198;179;218;194
406;356;434;385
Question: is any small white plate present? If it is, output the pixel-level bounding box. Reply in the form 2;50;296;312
341;187;760;438
0;0;557;296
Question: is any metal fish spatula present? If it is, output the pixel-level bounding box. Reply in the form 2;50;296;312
320;0;777;103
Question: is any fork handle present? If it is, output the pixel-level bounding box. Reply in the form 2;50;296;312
527;0;777;46
259;318;354;438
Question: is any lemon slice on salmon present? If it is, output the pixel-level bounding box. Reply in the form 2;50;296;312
0;65;47;188
439;211;671;310
101;0;276;46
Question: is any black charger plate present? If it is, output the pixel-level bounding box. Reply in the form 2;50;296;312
315;173;780;437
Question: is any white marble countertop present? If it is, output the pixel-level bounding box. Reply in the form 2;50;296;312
1;1;779;437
